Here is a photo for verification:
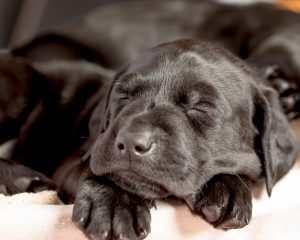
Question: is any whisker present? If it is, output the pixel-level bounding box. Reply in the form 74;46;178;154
114;82;127;88
80;136;89;139
235;173;250;192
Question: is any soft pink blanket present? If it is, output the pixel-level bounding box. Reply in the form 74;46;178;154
0;163;299;240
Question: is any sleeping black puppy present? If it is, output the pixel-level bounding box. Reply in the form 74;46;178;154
0;1;300;240
71;39;299;239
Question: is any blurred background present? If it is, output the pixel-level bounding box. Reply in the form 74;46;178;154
0;0;286;48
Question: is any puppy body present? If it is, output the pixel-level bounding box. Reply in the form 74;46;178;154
66;1;297;122
14;1;300;118
0;56;112;178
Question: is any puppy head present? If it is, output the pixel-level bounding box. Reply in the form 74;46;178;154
0;54;43;143
90;39;299;199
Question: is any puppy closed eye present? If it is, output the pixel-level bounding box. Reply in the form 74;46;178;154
185;97;218;129
113;82;146;102
177;92;216;115
112;84;130;103
188;101;216;115
187;106;217;130
116;93;130;101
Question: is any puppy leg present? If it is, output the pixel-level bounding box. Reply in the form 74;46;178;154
53;155;89;203
72;174;153;240
248;38;300;120
0;158;57;195
263;65;300;120
193;174;253;230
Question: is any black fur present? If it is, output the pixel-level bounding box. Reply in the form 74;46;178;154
0;1;300;240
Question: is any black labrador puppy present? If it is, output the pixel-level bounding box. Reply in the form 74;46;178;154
72;39;299;239
0;1;300;240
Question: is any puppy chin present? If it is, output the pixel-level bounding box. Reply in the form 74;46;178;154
89;153;196;199
106;171;170;199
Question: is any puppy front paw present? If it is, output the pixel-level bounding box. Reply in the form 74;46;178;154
72;176;153;240
193;174;252;230
0;158;57;195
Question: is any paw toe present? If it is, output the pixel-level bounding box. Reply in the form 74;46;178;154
201;205;223;223
134;205;151;239
72;198;91;229
218;218;243;229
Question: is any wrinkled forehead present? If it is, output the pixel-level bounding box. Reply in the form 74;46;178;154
119;41;254;102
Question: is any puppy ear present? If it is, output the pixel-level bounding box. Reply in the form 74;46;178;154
89;70;126;138
253;84;299;196
88;80;114;140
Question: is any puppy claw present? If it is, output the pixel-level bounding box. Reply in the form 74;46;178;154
138;228;148;239
218;218;241;230
218;216;249;230
245;217;249;225
117;234;130;240
101;231;109;239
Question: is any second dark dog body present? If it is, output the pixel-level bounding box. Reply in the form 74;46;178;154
14;1;300;119
0;1;300;240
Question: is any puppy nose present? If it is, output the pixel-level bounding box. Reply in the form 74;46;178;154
115;131;153;160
